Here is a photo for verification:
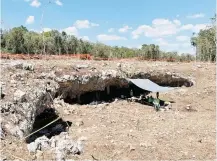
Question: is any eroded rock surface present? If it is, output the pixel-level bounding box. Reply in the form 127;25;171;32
0;60;194;139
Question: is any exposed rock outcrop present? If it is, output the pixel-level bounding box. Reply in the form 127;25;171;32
0;60;194;139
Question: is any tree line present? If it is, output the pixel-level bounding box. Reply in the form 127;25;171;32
1;18;214;62
191;14;216;62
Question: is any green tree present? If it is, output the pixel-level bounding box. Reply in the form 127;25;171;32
4;26;28;53
1;25;197;62
191;14;216;62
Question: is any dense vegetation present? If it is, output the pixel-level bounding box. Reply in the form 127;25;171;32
1;15;215;62
191;14;216;62
0;27;194;62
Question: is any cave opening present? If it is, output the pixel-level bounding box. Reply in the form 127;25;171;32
63;83;151;105
25;108;72;143
58;74;194;107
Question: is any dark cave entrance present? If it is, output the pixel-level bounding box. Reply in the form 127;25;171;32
63;83;151;105
25;108;72;143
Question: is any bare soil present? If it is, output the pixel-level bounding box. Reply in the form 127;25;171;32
0;59;216;160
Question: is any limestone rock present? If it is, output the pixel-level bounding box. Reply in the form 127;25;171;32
76;64;89;69
27;132;84;160
35;135;50;150
10;61;23;69
27;142;39;153
23;63;34;71
14;90;26;102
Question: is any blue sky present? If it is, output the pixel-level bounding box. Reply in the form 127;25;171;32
1;0;216;54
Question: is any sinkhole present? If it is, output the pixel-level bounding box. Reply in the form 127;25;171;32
25;72;193;143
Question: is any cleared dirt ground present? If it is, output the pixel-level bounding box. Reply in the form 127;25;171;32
1;59;216;160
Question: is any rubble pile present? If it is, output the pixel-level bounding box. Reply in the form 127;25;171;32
27;132;85;160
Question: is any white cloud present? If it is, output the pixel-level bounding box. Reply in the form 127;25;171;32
127;45;142;49
74;20;99;29
74;20;89;29
193;24;208;32
25;16;34;24
156;38;171;46
137;45;142;49
55;0;62;6
180;24;194;30
176;36;190;42
155;38;194;54
118;25;132;33
180;23;208;32
97;34;127;41
152;19;172;26
132;25;148;39
42;28;52;32
108;28;114;33
80;36;89;41
173;19;181;26
186;13;205;19
30;0;41;7
63;26;78;36
155;38;179;50
132;17;209;39
30;29;40;33
132;18;180;39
